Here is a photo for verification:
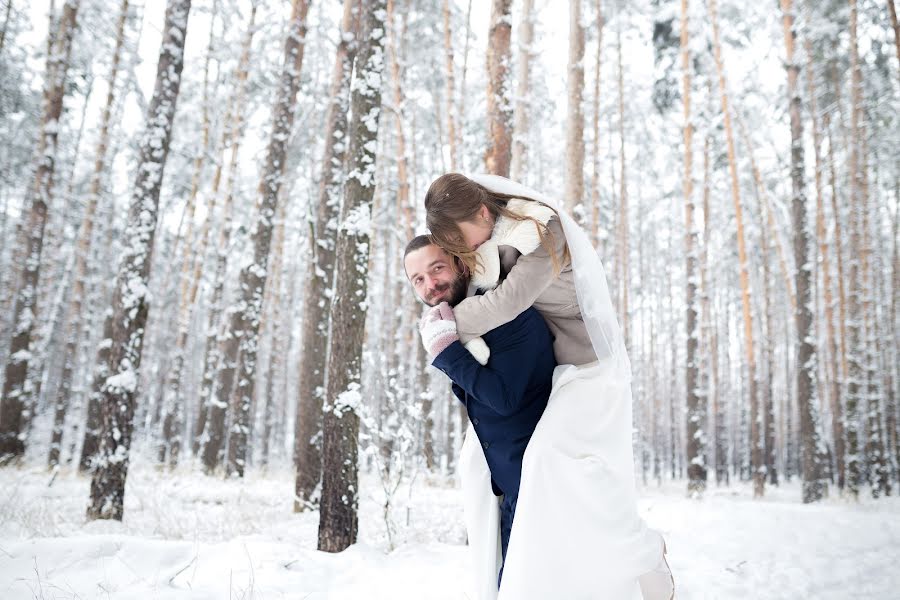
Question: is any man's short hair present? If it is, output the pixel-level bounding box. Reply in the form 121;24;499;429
404;234;435;258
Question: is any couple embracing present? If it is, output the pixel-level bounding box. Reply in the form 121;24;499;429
403;173;675;600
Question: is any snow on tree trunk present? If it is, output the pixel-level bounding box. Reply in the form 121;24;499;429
708;0;760;495
317;0;386;553
590;0;604;248
615;29;629;349
441;0;459;171
781;0;827;502
49;0;130;470
192;4;257;463
86;0;191;521
510;0;534;182
0;0;79;464
294;0;358;510
807;33;844;491
223;0;311;479
157;0;219;469
845;0;864;499
682;0;706;495
483;0;512;177
565;0;585;217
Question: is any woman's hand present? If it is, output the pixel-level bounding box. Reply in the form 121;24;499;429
418;302;459;358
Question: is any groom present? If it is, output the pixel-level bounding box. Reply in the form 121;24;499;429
403;234;556;585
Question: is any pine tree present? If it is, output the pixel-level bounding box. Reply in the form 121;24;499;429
318;0;386;553
86;0;191;521
0;0;80;463
294;0;358;509
484;0;512;176
48;0;130;469
223;0;311;479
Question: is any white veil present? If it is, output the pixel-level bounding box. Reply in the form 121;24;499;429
467;173;632;381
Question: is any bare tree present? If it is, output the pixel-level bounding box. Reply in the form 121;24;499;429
86;0;191;521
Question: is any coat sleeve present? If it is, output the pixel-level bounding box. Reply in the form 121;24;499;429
431;312;543;417
454;217;568;343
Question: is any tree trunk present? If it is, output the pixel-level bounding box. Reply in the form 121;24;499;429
157;0;219;468
223;0;311;479
845;0;864;498
681;0;705;494
889;0;900;86
781;0;827;503
441;0;458;171
0;0;79;463
294;0;358;510
566;0;585;216
49;4;129;471
317;0;386;553
483;0;512;176
808;37;845;490
616;28;629;348
86;0;191;521
590;0;604;248
192;3;257;461
510;0;534;182
708;0;759;495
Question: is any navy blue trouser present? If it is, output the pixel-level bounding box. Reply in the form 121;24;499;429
498;494;518;587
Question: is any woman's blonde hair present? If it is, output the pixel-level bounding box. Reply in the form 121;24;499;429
424;173;569;276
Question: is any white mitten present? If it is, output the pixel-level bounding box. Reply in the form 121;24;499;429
464;337;491;365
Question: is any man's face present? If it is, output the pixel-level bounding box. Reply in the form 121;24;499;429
404;244;469;307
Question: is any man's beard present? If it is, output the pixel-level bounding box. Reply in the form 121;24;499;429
424;273;468;307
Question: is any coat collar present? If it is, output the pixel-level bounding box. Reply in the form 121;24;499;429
470;198;556;290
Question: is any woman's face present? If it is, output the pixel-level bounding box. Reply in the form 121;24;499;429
456;204;493;250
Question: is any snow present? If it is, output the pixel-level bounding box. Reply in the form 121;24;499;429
0;464;897;599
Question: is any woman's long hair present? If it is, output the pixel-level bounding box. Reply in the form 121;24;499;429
424;173;569;276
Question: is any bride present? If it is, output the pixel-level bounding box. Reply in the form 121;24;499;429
423;173;674;600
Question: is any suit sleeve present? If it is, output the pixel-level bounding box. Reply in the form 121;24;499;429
431;312;543;417
454;217;568;343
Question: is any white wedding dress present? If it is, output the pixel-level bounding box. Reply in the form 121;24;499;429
458;175;663;600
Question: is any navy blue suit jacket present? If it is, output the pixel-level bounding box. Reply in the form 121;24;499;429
432;307;556;499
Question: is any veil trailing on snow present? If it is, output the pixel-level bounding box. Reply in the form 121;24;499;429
467;173;632;382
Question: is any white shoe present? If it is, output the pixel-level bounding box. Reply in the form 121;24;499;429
639;540;674;600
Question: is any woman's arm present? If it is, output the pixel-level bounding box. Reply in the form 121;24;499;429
454;217;567;342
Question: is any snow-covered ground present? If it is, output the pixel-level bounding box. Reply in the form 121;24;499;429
1;461;897;599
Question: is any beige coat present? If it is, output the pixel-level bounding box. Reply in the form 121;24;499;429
454;211;598;367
